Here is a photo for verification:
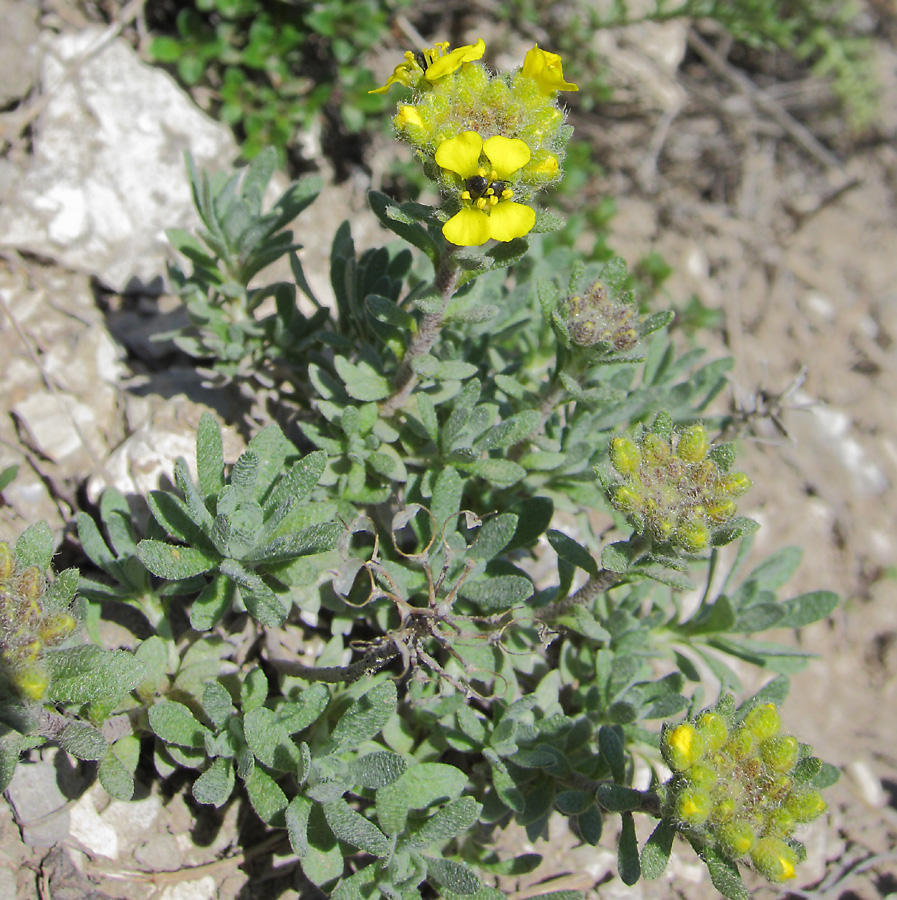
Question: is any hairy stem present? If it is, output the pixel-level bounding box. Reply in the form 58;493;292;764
381;253;459;417
540;568;621;621
269;643;399;684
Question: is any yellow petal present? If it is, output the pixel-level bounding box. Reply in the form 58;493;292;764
521;45;579;93
531;154;559;178
443;207;492;246
369;62;415;95
395;105;423;129
425;38;486;81
487;201;536;242
435;132;483;178
483;136;531;180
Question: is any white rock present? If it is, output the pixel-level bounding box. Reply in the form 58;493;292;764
69;790;119;859
12;390;104;461
0;27;238;292
159;876;218;900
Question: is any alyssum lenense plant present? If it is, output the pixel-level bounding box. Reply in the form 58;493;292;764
0;38;840;900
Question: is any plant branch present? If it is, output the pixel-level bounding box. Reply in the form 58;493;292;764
539;568;621;621
381;253;459;417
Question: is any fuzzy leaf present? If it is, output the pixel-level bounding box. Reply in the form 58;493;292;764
190;574;234;631
640;819;676;880
149;700;210;749
324;798;391;857
349;750;407;789
278;683;330;733
59;721;106;761
410;796;482;846
698;842;749;900
15;521;54;570
331;680;397;751
425;857;481;895
376;762;467;835
245;765;288;825
596;783;644;812
779;590;838;628
137;539;218;579
598;725;626;784
218;558;286;627
46;646;146;706
98;735;140;800
459;575;534;610
334;356;391;402
196;413;225;498
618;812;641;886
193;757;235;807
243;706;306;773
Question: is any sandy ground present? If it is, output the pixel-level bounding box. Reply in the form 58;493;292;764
1;4;896;899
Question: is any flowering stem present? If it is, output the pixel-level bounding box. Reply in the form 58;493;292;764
381;253;459;417
540;568;621;621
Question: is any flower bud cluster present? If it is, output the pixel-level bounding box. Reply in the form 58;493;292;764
661;703;827;883
607;415;751;552
566;279;639;351
0;541;77;701
373;40;576;245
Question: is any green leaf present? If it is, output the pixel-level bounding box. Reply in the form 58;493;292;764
366;293;416;331
549;531;598;577
779;590;838;628
577;806;603;845
331;680;397;751
149;700;210;749
243;706;306;773
43;568;79;613
474;410;539;450
278;683;330;733
409;796;482;846
46;646;146;706
193;757;235;807
376;762;467;835
811;762;841;789
425;857;481;895
59;721;106;761
368;190;437;261
241;667;269;712
596;783;644;812
324;798;391;857
301;802;344;886
190;574;234;631
218;558;286;627
506;497;553;551
201;681;234;731
457;459;526;487
682;595;737;635
598;725;626;784
0;464;17;493
697;842;748;900
349;750;407;788
601;541;636;573
618;812;641;886
412;355;479;381
15;521;54;570
261;450;328;538
286;795;312;857
640;819;676;880
459;575;534;610
196;413;225;499
741;546;803;592
137;539;218;579
245;765;288;826
468;514;518;561
711;517;760;547
334;356;391;402
247;522;342;563
331;866;379;900
98;736;140;800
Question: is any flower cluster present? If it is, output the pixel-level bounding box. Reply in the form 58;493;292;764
374;40;577;246
0;541;77;701
607;415;751;552
567;279;640;350
662;702;828;883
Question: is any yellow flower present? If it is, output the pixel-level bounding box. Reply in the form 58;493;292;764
435;132;536;246
370;39;485;94
395;105;423;129
521;45;579;94
425;38;485;81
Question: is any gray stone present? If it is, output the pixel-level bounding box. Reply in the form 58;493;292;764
0;28;239;292
0;0;40;107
